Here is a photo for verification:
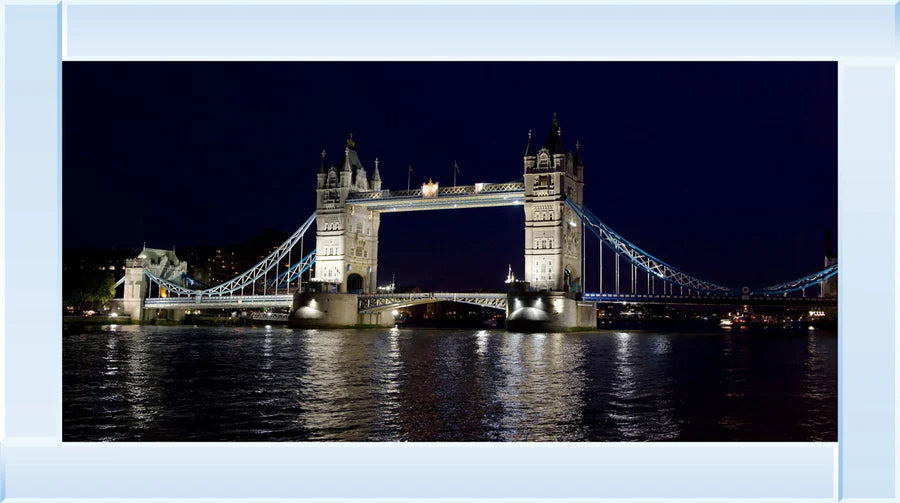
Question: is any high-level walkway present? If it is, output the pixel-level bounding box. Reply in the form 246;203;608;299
345;181;524;212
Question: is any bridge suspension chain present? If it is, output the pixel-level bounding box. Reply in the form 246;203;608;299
753;263;838;296
266;249;317;289
142;212;317;298
567;198;733;294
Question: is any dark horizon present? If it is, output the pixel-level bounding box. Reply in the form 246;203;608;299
63;61;837;291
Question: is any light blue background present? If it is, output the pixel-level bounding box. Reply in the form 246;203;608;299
2;1;896;501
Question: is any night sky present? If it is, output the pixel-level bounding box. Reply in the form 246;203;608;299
63;62;836;292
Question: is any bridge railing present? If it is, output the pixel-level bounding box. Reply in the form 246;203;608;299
248;312;290;321
357;292;507;313
346;181;525;202
144;294;294;306
360;292;436;299
359;292;507;300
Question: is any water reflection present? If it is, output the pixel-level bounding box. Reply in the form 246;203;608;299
63;326;837;442
718;332;751;435
800;331;835;440
122;325;157;436
368;328;403;440
297;330;367;439
609;332;640;439
475;330;489;358
494;332;526;440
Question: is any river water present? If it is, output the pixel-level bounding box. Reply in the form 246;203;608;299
63;325;836;441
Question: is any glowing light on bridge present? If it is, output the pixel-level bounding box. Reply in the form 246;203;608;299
422;179;439;198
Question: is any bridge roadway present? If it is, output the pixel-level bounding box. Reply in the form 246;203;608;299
143;292;510;313
143;291;835;313
584;292;837;306
357;292;508;313
144;295;294;310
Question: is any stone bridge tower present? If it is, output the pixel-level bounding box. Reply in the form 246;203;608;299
522;117;585;293
122;246;188;321
314;136;382;294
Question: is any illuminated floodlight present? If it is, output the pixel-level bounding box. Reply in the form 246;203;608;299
422;179;439;198
553;298;564;313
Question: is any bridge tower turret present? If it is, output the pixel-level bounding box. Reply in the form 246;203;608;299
317;149;327;188
371;158;382;192
123;257;149;320
314;135;381;294
522;116;585;293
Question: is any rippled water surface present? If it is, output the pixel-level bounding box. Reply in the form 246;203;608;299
63;325;836;441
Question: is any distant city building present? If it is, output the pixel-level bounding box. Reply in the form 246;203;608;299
208;248;241;284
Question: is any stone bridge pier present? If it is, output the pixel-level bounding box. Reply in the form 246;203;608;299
289;290;394;328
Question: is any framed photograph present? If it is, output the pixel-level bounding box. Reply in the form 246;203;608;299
2;1;896;501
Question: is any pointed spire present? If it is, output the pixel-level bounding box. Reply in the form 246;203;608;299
544;114;564;154
574;140;583;167
372;157;382;181
347;132;356;150
525;129;535;156
319;149;327;173
342;147;352;171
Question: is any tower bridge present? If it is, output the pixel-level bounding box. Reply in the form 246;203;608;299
118;117;837;330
